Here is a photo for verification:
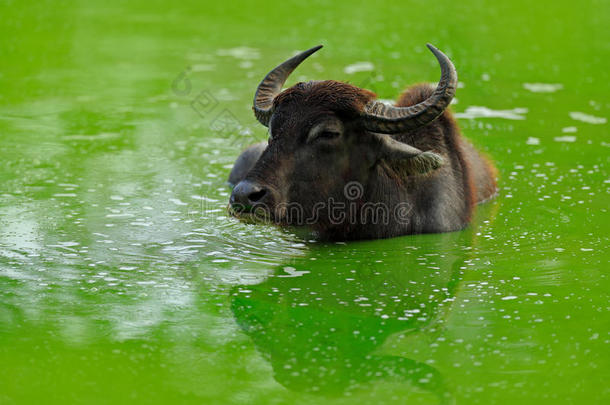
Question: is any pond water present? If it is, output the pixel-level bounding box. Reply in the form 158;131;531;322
1;1;608;404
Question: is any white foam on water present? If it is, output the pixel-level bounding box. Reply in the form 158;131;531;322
554;136;577;143
569;111;607;124
344;61;375;74
277;266;310;278
523;83;564;93
455;106;528;120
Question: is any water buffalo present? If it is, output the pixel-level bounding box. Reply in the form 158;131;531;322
228;44;497;240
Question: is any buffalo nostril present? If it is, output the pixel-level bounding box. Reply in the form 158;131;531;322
248;188;267;203
230;180;269;213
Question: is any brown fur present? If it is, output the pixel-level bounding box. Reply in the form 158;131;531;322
274;81;376;119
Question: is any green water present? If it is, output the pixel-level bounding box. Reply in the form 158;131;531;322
1;0;608;404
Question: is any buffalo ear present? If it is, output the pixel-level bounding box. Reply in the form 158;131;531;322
372;133;444;175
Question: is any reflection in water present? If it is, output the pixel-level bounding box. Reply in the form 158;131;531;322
231;229;481;403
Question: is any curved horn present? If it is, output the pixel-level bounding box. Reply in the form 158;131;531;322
253;45;323;126
362;44;457;134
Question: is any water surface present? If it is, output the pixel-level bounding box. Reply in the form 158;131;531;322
1;1;608;404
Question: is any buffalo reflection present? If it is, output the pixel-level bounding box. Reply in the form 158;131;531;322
230;228;483;403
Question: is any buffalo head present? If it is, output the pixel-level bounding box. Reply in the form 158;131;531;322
229;44;458;239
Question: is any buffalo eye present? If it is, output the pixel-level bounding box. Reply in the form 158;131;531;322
318;130;340;140
307;119;344;143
